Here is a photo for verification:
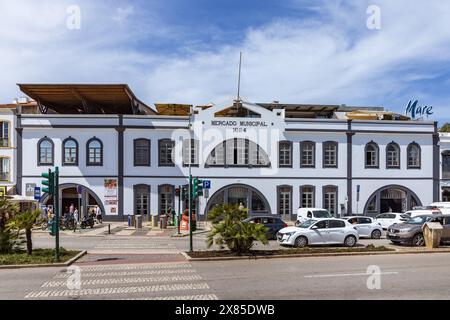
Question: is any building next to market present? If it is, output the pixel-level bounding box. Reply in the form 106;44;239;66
9;84;442;221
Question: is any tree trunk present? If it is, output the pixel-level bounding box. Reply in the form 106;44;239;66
26;228;32;255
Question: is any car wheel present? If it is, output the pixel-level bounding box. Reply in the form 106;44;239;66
371;229;382;239
412;233;425;247
294;236;308;248
344;235;357;247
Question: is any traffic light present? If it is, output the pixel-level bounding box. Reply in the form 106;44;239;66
41;169;55;194
181;185;188;201
193;178;204;198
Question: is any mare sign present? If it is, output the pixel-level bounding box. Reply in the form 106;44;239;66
405;100;433;120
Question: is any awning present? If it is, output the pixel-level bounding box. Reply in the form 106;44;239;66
18;84;157;115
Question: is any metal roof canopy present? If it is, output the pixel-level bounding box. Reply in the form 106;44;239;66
257;103;339;112
17;84;156;115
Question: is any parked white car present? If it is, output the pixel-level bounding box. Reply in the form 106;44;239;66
429;202;450;215
375;212;410;230
277;218;359;247
405;209;441;218
345;216;383;239
295;208;332;226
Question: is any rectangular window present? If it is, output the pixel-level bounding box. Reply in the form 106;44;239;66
135;185;150;215
278;186;292;217
443;153;450;180
134;139;150;166
159;185;174;215
159;140;175;166
300;186;315;208
323;142;337;168
279;141;292;167
0;158;10;181
300;142;315;167
0;122;9;147
183;139;199;166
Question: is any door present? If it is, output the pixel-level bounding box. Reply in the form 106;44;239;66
376;214;386;229
325;220;347;244
356;217;373;237
309;220;328;244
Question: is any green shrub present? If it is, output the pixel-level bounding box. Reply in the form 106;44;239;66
206;204;269;254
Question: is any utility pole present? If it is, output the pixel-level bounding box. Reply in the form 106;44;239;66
188;106;193;252
54;166;60;261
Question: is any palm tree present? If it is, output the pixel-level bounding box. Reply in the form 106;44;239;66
7;209;42;255
0;198;20;253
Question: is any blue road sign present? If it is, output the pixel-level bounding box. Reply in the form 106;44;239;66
203;180;211;189
34;187;41;200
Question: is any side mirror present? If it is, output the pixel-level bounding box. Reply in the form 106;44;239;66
311;226;318;230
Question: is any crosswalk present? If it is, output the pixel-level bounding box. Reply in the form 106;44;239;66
89;237;179;254
24;262;218;300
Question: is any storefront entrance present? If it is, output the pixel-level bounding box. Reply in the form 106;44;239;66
364;185;421;215
205;184;271;217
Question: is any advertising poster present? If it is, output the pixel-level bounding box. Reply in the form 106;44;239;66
104;178;118;215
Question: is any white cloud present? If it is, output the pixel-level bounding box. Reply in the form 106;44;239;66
0;0;450;121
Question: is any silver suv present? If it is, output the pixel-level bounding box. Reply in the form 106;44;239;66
387;214;450;246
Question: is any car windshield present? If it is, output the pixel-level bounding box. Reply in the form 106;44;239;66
407;216;430;225
299;220;317;228
313;210;331;218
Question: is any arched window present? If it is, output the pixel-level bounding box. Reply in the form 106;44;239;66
206;139;270;167
407;142;421;169
38;137;54;166
87;137;103;166
134;184;150;216
386;142;400;169
62;137;78;166
159;184;174;215
365;141;379;168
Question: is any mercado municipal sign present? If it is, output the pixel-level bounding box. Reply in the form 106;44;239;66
210;120;269;133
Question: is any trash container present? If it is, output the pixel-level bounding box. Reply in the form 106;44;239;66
159;214;168;229
135;215;143;229
151;215;158;227
423;222;443;249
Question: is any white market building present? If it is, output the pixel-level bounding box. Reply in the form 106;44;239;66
7;84;442;221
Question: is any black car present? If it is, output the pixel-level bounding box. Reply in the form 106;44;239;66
244;216;288;240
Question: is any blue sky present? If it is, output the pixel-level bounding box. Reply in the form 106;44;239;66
0;0;449;124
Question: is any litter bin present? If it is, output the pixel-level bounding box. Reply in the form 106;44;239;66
135;215;143;229
159;214;168;229
423;222;443;249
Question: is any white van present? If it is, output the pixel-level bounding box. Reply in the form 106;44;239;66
295;208;332;226
430;202;450;215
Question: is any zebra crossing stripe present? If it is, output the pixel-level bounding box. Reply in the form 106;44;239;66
42;274;203;287
25;283;210;298
53;268;196;279
77;263;191;272
120;294;218;300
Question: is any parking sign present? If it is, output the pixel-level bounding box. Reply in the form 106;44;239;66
203;180;211;189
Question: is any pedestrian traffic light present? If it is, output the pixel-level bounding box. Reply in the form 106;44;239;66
41;169;55;194
193;178;204;198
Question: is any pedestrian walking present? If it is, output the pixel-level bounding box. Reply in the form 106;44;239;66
95;205;103;224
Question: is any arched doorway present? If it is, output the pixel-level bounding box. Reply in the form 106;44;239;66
41;183;104;218
205;184;271;217
364;185;422;215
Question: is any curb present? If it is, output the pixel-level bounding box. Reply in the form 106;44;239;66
183;248;450;262
171;230;210;238
0;250;87;270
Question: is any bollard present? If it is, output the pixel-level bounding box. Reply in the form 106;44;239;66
108;224;111;234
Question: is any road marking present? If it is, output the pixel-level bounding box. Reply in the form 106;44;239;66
77;262;191;272
53;268;196;279
304;271;399;278
120;294;218;300
42;274;203;287
25;283;210;298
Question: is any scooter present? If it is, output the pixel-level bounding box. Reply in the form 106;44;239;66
80;213;96;229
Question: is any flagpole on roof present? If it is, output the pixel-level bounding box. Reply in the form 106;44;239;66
237;52;242;102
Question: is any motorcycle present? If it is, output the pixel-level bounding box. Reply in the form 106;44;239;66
80;213;96;229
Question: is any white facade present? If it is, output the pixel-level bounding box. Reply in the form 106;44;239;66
17;102;439;221
0;111;16;194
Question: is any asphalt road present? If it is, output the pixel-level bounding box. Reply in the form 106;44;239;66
2;232;448;300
